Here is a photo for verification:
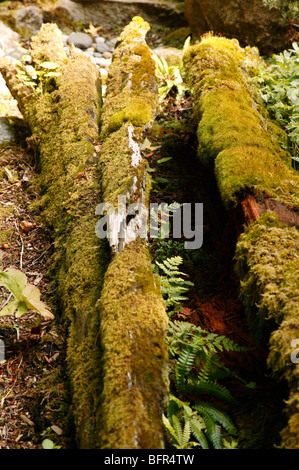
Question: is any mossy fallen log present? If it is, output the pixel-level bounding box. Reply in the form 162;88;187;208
96;17;168;449
0;18;168;449
1;23;105;446
183;35;299;215
183;36;299;448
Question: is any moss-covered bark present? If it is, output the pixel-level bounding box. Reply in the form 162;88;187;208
96;17;168;448
183;35;299;448
234;214;299;448
1;24;105;447
0;18;168;449
183;36;299;212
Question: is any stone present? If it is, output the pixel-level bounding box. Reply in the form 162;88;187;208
14;6;43;33
59;0;185;30
102;51;112;59
184;0;289;55
66;32;93;49
106;37;119;50
0;117;16;144
95;41;110;54
0;21;20;52
95;36;106;44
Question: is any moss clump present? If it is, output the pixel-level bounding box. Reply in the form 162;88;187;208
97;241;168;449
183;36;299;211
107;98;153;134
234;212;299;447
100;17;157;140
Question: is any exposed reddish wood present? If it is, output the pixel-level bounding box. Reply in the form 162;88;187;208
241;194;299;227
241;194;261;224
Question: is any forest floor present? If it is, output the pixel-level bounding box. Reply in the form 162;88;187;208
0;18;289;450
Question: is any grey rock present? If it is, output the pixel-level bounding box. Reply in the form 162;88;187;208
95;36;106;45
67;32;93;50
0;118;16;144
95;42;110;54
106;37;118;49
0;21;20;52
14;6;43;33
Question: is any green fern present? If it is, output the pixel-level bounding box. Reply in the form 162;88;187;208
155;256;194;315
163;320;248;448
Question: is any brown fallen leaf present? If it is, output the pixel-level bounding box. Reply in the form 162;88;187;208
20;220;36;232
76;172;87;179
51;424;63;436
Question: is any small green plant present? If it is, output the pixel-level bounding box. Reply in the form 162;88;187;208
16;57;61;95
155;256;194;315
254;42;299;165
0;268;53;319
262;0;299;25
152;37;190;104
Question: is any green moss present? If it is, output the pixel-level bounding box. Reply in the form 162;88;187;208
97;240;168;449
183;36;299;210
95;18;168;448
234;212;299;448
107;99;153;134
100;17;157;139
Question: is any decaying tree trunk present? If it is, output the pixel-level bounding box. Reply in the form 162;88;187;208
96;16;168;449
0;19;168;449
183;36;299;448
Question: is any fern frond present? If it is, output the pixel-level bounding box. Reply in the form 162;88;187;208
175;346;196;392
194;402;237;436
185;380;238;404
189;417;210;449
172;414;183;446
162;414;180;447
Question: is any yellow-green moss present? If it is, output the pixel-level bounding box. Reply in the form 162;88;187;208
107;99;153;134
100;17;157;140
97;240;168;449
234;212;299;447
183;36;299;210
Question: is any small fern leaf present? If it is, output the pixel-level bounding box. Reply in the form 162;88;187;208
195;402;237;436
162;414;179;447
189;417;210;449
182;419;191;448
172;414;183;446
201;411;223;449
185;380;237;404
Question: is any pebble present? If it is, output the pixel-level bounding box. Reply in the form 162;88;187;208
102;51;112;59
95;42;110;54
0;117;16;144
67;32;93;50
